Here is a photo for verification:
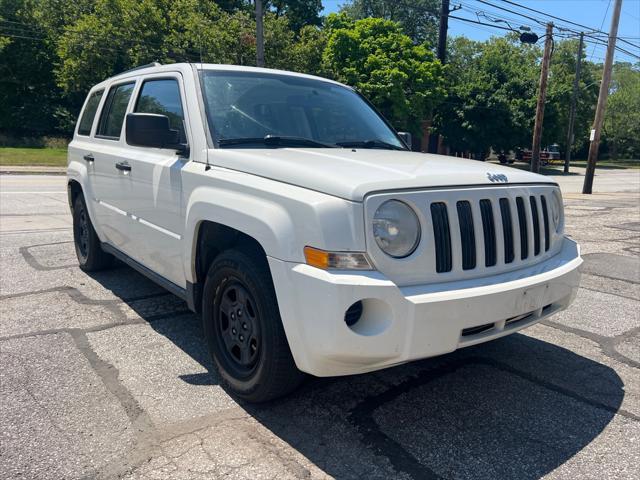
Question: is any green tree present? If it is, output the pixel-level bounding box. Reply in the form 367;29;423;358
55;0;297;95
603;62;640;159
544;38;598;154
270;0;322;33
0;0;88;135
287;25;328;75
323;14;445;137
435;35;541;157
340;0;439;44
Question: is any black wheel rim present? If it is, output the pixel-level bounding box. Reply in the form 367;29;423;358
215;280;261;377
75;204;89;260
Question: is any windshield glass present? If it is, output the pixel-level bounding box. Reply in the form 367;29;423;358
199;70;405;149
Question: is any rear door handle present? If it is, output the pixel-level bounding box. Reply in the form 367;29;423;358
83;154;94;163
115;162;131;172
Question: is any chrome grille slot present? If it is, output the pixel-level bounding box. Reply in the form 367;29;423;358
430;202;452;273
530;196;541;256
499;198;514;264
479;199;497;267
456;200;476;270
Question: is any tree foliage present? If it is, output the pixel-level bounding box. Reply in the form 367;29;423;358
435;35;540;157
604;62;640;159
0;0;637;160
340;0;439;44
323;14;445;135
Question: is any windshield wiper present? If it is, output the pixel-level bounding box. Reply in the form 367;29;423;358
218;135;339;148
336;139;406;151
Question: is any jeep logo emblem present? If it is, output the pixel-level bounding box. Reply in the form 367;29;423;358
487;172;508;183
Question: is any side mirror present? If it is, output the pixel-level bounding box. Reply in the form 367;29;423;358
126;113;188;156
398;132;412;150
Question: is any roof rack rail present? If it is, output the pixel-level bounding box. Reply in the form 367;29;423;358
117;62;161;75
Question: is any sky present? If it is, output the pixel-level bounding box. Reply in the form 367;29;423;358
321;0;640;64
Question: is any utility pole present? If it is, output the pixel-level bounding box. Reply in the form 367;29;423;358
583;0;622;194
255;0;265;68
425;0;461;153
564;32;584;174
531;22;554;173
437;0;451;63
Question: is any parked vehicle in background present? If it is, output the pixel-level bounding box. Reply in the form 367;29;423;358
519;145;561;166
497;151;515;164
546;144;561;162
67;63;582;402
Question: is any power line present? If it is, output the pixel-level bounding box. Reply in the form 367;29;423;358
590;0;612;61
452;1;640;61
498;0;609;34
496;0;639;50
448;14;514;32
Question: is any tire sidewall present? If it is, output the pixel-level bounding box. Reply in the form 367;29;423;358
202;253;276;397
73;196;90;267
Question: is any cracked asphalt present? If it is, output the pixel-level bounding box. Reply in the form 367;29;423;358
1;169;639;480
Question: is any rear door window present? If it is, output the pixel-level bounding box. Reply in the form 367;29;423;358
77;90;104;136
96;82;135;139
134;79;186;142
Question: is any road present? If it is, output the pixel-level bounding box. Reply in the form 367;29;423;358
1;170;639;480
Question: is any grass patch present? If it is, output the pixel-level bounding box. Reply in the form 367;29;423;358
567;159;640;169
0;147;67;167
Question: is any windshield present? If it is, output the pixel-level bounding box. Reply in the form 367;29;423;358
199;70;405;149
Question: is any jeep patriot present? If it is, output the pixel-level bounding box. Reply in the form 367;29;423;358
67;63;582;402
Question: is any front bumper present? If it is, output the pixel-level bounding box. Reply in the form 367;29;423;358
269;237;582;377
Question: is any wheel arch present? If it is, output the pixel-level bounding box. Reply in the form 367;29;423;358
67;179;83;213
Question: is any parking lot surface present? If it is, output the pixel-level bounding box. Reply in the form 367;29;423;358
1;170;639;479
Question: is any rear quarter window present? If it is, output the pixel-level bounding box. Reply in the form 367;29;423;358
77;90;104;136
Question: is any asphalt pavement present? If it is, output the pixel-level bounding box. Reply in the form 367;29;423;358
1;169;639;479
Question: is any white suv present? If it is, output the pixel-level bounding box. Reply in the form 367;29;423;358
67;63;582;402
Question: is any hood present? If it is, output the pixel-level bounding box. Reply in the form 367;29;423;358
211;148;555;202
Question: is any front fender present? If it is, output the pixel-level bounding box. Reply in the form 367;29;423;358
182;181;366;284
183;186;298;282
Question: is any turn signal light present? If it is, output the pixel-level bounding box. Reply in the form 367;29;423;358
304;246;373;270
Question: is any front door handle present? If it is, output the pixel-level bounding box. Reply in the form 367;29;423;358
83;154;94;163
115;161;131;172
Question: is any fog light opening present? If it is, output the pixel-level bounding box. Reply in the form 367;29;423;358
346;298;393;336
344;301;363;327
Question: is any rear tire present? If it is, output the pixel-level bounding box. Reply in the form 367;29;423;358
73;195;112;271
202;249;304;402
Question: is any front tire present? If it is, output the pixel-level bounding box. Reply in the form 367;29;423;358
202;249;304;402
73;195;112;271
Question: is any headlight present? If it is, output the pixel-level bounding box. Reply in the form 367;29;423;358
550;191;562;232
373;200;421;258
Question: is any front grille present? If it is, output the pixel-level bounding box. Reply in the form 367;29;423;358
427;193;552;274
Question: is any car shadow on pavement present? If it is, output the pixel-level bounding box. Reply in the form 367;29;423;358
90;265;625;480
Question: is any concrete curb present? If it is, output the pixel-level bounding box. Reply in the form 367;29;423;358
0;166;66;175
